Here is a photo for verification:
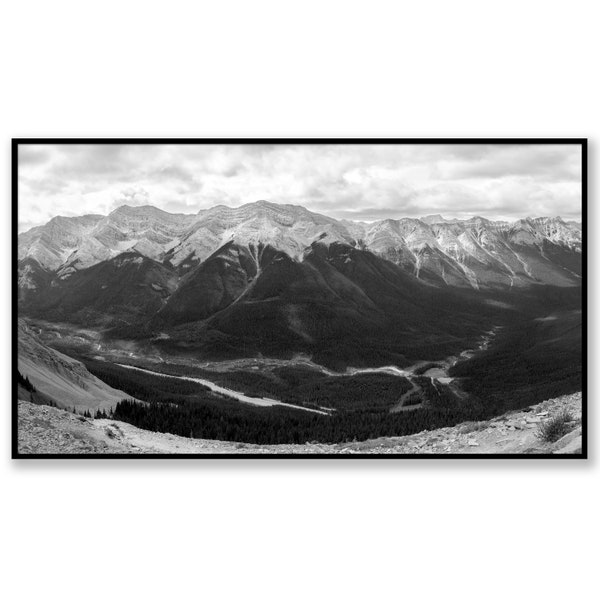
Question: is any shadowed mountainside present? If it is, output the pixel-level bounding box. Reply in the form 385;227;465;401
18;202;582;368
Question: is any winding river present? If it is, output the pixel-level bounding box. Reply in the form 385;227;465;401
115;327;501;416
32;318;500;417
116;363;333;416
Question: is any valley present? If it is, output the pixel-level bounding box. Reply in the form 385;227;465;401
21;310;581;447
16;201;583;448
26;316;499;405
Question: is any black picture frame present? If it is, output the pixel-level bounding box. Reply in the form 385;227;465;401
12;138;588;459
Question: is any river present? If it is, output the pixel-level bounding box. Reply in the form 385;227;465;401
115;363;332;416
116;327;502;416
33;317;499;416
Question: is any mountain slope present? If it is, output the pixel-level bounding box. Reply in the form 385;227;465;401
21;252;178;327
18;214;104;270
17;320;136;412
154;242;261;325
17;258;53;304
153;241;502;367
167;200;357;268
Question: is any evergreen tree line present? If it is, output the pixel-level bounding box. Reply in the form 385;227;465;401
17;370;36;392
84;358;499;444
111;396;492;445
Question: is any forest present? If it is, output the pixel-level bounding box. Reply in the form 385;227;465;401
449;310;582;412
85;359;488;445
80;303;582;446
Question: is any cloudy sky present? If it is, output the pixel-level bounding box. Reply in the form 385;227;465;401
18;143;583;232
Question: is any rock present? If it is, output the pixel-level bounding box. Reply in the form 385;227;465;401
553;437;582;454
552;427;582;452
17;392;584;456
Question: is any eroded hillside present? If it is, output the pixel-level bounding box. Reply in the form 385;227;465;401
17;319;135;412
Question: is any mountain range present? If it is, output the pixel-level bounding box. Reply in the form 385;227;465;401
17;201;583;367
19;200;581;284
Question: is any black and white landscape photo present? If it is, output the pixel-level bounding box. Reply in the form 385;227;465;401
14;141;585;457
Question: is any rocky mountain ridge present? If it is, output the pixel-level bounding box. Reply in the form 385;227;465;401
19;201;582;289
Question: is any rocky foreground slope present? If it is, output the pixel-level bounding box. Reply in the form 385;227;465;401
17;319;134;412
17;392;583;455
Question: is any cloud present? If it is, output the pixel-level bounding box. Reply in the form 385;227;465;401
18;146;51;166
110;187;151;211
17;143;583;232
440;145;581;182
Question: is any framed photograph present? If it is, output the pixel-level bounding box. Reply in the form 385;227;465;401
13;139;586;458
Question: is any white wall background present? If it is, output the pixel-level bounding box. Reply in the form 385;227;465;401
1;2;597;599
